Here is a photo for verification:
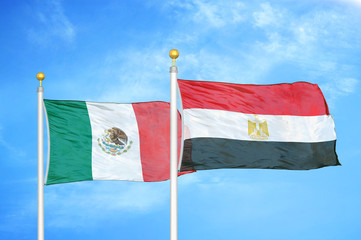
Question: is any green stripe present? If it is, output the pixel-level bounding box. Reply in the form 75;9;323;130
44;100;93;185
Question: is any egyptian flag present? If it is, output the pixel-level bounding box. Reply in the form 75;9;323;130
178;79;340;172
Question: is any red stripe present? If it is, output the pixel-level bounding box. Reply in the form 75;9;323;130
178;80;329;116
132;102;191;182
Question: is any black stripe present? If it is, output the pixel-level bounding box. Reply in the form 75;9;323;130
180;138;340;172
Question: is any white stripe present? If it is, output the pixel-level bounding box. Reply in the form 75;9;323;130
184;109;336;143
86;102;143;181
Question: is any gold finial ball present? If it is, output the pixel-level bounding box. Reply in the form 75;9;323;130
169;49;179;60
36;72;45;81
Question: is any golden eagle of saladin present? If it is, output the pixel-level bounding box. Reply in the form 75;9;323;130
107;127;128;146
248;119;269;140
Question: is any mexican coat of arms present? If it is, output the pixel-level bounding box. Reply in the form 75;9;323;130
97;127;133;156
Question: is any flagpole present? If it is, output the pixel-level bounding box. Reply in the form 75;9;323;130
169;49;179;240
37;72;45;240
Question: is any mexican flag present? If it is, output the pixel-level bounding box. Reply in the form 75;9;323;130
177;79;340;172
44;100;183;185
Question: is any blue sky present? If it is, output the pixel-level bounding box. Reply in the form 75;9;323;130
1;0;361;239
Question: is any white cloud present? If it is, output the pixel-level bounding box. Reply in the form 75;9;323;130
333;0;361;7
327;78;359;94
79;1;360;106
178;173;202;186
27;0;75;45
42;46;173;103
192;0;245;27
0;180;168;232
253;2;283;28
293;26;316;45
0;202;36;234
94;47;171;103
336;78;358;93
45;181;168;228
0;126;26;158
319;78;359;108
164;0;246;28
178;172;300;225
180;50;252;83
164;1;361;97
43;1;360;108
245;2;361;98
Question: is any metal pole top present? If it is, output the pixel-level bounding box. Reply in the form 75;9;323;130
36;72;45;87
169;49;179;66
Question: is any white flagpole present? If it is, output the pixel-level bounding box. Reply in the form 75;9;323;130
37;72;45;240
169;49;179;240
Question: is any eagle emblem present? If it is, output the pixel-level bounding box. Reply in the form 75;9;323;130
248;116;269;141
97;127;133;156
